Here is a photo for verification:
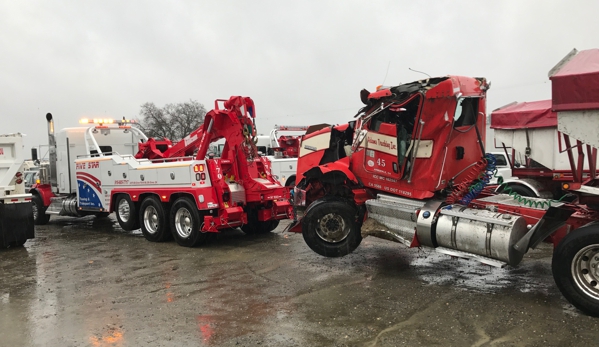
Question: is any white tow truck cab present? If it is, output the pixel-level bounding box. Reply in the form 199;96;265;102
50;121;147;195
32;114;147;223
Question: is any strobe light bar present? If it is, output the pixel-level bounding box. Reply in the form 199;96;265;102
79;118;138;127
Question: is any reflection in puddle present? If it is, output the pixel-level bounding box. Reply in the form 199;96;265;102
30;247;59;345
165;282;175;303
193;265;295;345
89;327;124;346
410;250;553;295
197;314;215;343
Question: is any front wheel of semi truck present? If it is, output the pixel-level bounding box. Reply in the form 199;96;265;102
32;195;50;225
552;224;599;317
301;198;362;258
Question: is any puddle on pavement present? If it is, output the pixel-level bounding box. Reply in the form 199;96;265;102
409;249;555;295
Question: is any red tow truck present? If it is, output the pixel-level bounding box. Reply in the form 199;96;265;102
32;96;292;246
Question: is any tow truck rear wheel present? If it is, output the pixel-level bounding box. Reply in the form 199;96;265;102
115;195;140;231
552;224;599;317
170;197;209;247
241;209;278;234
32;195;50;225
139;196;171;242
302;199;362;258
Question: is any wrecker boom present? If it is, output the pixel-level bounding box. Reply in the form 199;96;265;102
135;96;258;162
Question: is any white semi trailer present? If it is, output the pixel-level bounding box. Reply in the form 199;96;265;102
0;133;34;247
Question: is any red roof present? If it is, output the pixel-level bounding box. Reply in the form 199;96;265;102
491;100;556;129
550;49;599;111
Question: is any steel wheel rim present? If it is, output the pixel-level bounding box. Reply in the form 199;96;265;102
175;207;193;239
143;205;159;235
316;213;350;243
571;244;599;300
118;199;130;223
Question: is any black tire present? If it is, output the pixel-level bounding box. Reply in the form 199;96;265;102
498;184;537;198
139;196;171;242
115;195;140;231
552;224;599;317
170;197;209;247
302;199;362;257
285;177;296;188
32;195;50;225
241;209;278;234
7;239;27;248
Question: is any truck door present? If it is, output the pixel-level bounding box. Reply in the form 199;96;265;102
437;96;486;188
362;94;420;181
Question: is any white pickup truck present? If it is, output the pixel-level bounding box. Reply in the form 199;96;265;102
487;151;516;184
255;125;306;187
210;125;307;187
0;133;34;247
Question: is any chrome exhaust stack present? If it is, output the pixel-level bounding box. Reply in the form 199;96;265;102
46;113;58;193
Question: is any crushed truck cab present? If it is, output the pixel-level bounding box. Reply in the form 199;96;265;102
291;70;599;317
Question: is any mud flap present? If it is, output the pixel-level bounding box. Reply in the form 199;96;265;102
0;201;35;247
513;206;574;254
283;220;303;233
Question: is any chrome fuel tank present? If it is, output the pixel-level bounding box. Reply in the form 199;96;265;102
435;206;527;266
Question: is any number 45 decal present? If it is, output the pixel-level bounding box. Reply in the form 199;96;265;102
377;158;386;167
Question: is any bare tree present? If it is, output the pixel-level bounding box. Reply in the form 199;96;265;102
137;100;206;141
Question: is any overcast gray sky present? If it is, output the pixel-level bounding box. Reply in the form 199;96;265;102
1;0;598;155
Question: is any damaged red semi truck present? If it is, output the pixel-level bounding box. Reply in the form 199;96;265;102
289;57;599;317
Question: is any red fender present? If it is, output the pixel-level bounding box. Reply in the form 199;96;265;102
314;156;359;184
31;184;54;207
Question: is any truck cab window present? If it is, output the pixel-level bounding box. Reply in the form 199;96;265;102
256;146;267;154
454;98;479;128
90;146;113;157
369;95;419;136
494;154;507;166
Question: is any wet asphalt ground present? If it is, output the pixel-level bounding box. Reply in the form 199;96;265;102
1;216;598;347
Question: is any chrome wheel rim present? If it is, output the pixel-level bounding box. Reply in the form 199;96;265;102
118;199;130;223
143;206;159;235
571;244;599;300
316;213;350;243
175;207;193;239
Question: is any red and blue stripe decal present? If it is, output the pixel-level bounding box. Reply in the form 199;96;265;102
76;172;103;209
